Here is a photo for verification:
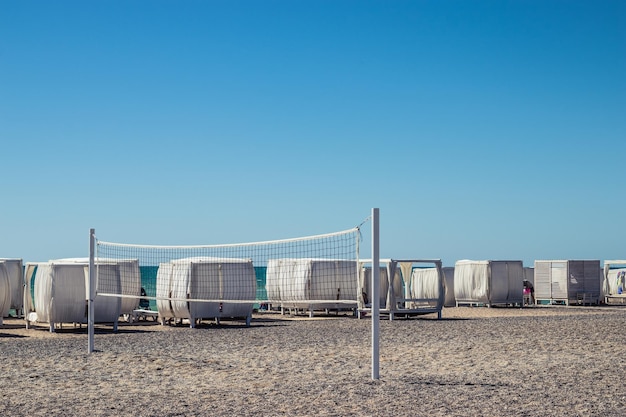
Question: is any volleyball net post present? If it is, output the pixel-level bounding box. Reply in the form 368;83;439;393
371;208;380;380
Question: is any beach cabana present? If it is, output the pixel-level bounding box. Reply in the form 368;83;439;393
0;261;11;324
266;258;358;317
602;260;626;305
454;260;524;307
56;257;141;316
24;260;121;331
156;257;256;327
0;258;24;316
357;259;444;320
534;260;601;305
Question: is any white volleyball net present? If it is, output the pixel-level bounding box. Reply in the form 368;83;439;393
93;226;362;326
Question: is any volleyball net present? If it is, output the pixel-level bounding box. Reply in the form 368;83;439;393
92;226;363;327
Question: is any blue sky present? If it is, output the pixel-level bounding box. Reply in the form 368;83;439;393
1;0;624;266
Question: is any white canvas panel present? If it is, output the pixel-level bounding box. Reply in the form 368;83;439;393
583;261;601;297
409;267;442;307
156;262;174;318
0;262;11;320
534;261;552;299
188;262;221;319
265;259;282;302
551;262;568;299
0;259;24;312
267;258;357;302
170;262;192;319
443;267;455;307
217;261;256;317
606;267;626;295
279;259;309;301
454;260;490;303
93;264;122;323
158;257;256;321
568;261;585;295
490;261;524;304
57;257;141;314
37;264;86;324
360;266;392;308
310;260;357;301
489;262;509;303
603;261;626;296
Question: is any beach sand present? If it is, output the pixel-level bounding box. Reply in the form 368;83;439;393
1;306;625;416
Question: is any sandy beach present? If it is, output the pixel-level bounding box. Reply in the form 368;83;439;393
1;306;625;417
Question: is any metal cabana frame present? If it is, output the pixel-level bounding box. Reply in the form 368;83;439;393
358;258;444;320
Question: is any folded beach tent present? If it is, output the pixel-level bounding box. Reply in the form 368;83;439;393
265;258;358;316
0;261;11;324
454;260;524;307
23;260;122;332
534;260;601;305
0;258;24;316
156;256;256;327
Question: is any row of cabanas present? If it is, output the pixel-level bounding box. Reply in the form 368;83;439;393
2;256;624;330
20;257;257;331
266;258;447;319
442;259;619;307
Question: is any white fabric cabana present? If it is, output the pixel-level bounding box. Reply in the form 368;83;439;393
266;258;358;316
156;257;256;327
0;258;24;315
454;260;524;306
358;259;444;320
56;257;141;315
602;260;626;298
0;261;11;324
24;260;121;331
534;260;601;305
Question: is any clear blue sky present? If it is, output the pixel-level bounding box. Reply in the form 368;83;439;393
1;1;624;266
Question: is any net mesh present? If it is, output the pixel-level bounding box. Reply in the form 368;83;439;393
95;227;361;323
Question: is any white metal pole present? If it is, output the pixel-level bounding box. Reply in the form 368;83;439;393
88;228;95;353
371;208;380;380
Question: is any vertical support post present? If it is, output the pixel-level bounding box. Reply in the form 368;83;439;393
88;228;95;353
371;208;380;380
